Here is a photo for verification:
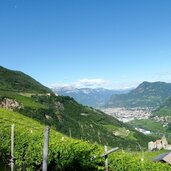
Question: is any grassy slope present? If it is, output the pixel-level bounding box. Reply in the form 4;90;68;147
0;90;46;109
1;108;171;171
35;95;156;148
0;66;52;94
129;119;171;142
153;97;171;117
0;108;103;170
0;89;152;149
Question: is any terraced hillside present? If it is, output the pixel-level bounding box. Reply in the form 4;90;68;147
0;108;170;171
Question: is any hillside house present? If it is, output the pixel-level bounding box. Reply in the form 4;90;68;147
153;152;171;165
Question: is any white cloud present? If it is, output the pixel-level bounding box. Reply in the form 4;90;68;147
75;78;108;88
50;78;109;89
49;72;171;90
49;78;138;90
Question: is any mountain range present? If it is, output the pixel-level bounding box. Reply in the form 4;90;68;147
106;81;171;108
52;86;130;107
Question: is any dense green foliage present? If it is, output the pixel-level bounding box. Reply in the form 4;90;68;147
153;97;171;117
154;107;171;117
0;109;171;171
130;119;165;134
108;151;171;171
0;66;52;94
21;94;154;148
0;90;47;109
106;81;171;108
0;108;103;171
129;117;171;143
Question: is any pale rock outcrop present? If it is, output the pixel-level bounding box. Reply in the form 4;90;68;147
0;98;21;110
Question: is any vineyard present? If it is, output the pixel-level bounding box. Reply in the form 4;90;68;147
0;108;171;171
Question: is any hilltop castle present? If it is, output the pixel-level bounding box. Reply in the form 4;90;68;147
148;136;171;151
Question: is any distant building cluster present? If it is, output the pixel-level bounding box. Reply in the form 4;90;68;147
102;107;151;123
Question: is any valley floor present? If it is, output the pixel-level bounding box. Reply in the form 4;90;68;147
101;107;152;123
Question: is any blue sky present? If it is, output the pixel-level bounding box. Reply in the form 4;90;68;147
1;0;171;89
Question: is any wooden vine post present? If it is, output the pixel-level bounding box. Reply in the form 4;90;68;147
42;126;50;171
104;146;108;171
11;124;15;171
100;146;119;171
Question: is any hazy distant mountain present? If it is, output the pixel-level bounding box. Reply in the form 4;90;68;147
106;81;171;108
52;87;130;107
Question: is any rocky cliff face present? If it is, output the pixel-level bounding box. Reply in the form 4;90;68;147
0;98;22;110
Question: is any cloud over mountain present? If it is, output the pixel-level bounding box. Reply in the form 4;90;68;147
50;78;108;89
